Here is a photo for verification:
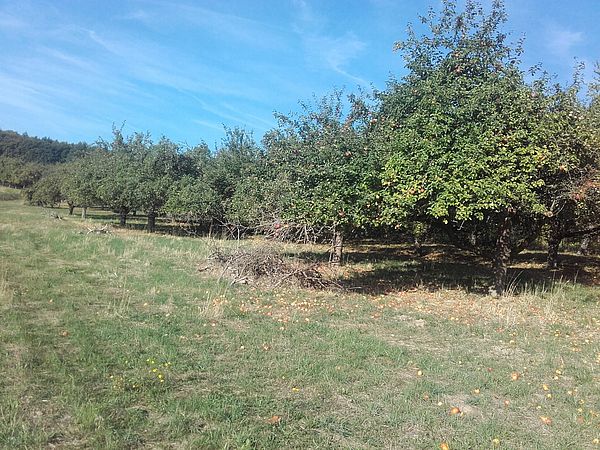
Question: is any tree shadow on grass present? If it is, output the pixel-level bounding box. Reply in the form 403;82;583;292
78;212;120;221
510;251;600;287
291;243;599;296
344;246;492;295
72;210;202;237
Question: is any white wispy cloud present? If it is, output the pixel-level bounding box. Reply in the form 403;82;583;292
220;102;275;129
38;47;98;73
0;72;108;140
291;0;324;29
291;1;368;87
125;0;284;50
0;74;50;114
305;34;368;85
0;0;355;143
192;119;225;132
0;11;25;29
546;26;584;57
190;96;274;132
84;27;274;102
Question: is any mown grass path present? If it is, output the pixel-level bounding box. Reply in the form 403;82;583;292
1;193;599;449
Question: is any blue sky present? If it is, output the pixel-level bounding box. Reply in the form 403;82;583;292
0;0;598;148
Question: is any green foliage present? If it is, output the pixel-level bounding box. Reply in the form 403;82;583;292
209;127;263;210
266;90;380;235
226;173;293;228
0;156;45;188
379;0;555;225
541;72;600;243
375;0;597;292
27;170;63;207
192;127;265;227
136;137;183;216
179;143;212;178
61;150;106;209
163;142;221;227
164;175;220;225
95;130;148;220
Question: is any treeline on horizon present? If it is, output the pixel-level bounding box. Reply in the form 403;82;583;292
0;129;89;164
1;0;599;295
0;129;90;189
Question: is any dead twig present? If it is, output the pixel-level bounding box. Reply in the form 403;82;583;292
86;225;111;234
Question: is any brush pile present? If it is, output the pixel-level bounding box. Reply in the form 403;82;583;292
203;246;337;289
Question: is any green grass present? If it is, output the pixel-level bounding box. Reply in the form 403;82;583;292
1;191;599;449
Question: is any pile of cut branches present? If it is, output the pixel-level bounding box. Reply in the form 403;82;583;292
202;246;338;289
258;222;332;244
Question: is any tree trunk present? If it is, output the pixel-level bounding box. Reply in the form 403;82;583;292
119;210;127;226
413;234;424;257
81;206;88;220
469;231;477;247
578;236;590;256
68;202;75;215
330;230;344;265
547;220;561;269
147;211;156;233
493;212;513;296
547;239;561;269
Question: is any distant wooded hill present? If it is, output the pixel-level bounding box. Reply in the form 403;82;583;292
0;130;89;164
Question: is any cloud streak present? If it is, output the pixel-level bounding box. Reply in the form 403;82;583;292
0;11;25;29
126;0;285;50
305;34;368;86
291;1;368;86
546;26;584;57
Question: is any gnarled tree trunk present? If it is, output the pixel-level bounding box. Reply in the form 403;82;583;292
330;229;344;266
119;209;128;226
68;202;75;215
547;219;561;269
413;234;424;257
147;210;156;233
493;212;513;296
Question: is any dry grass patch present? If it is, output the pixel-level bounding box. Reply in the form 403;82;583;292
368;286;598;331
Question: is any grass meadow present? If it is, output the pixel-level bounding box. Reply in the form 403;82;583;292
0;187;599;449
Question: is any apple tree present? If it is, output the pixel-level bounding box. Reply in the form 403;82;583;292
378;0;568;294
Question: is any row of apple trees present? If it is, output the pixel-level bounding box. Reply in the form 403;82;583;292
25;0;599;295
